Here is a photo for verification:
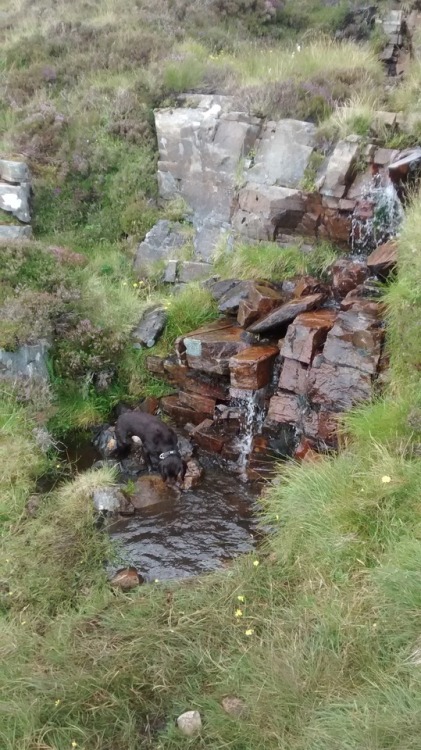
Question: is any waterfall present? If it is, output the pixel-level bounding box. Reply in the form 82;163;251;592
351;174;404;253
230;387;267;481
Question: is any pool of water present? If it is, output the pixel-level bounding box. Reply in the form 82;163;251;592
108;469;261;581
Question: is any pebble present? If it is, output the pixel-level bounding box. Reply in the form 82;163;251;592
176;710;202;736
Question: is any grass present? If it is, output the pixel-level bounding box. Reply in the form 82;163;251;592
1;184;421;746
1;0;421;746
318;92;380;140
215;239;338;280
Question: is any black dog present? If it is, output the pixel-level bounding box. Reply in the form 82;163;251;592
115;410;185;486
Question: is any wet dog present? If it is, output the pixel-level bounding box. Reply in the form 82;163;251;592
115;410;185;487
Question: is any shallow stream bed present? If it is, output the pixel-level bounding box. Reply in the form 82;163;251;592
108;470;260;582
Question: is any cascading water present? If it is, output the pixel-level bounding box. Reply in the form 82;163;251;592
230;387;267;481
351;173;404;253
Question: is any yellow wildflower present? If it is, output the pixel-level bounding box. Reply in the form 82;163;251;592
245;628;254;636
253;560;259;567
234;609;243;618
71;743;78;748
237;595;245;603
55;699;61;706
381;475;391;483
133;282;139;288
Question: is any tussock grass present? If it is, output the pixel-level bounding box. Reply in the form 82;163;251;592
319;92;380;140
220;38;383;87
215;240;338;280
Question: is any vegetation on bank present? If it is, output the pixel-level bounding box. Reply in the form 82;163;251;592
1;0;421;747
1;190;421;748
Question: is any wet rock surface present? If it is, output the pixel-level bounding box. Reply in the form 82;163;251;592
229;345;279;389
110;567;144;591
129;475;180;509
248;293;325;334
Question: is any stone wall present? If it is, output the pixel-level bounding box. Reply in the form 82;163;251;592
0;158;32;239
146;246;393;476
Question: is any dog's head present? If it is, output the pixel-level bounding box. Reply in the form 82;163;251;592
159;453;186;488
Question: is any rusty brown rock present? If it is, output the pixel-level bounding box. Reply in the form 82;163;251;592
146;355;166;375
237;282;282;328
192;419;225;453
179;391;216;417
183;320;250;375
278;357;308;394
267;393;301;423
321;211;351;243
110;567;144;591
139;396;159;415
281;310;337;365
160;395;208;426
129;475;179;510
331;258;368;299
294;437;320;461
229;345;279;390
163;360;229;401
340;296;384;316
247;293;325;334
308;360;372;410
181;459;204;491
366;240;397;277
303;409;340;445
322;310;383;374
293;275;329;299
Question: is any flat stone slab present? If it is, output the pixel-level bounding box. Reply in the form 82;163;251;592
0;224;32;239
247;119;316;189
0;182;31;222
281;309;337;365
247;293;325;334
183;320;250;375
233;183;305;240
229;344;279;390
0;159;29;183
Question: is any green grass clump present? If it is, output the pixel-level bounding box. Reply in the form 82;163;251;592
215;239;338;280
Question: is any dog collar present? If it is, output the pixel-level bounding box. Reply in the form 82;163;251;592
159;450;178;461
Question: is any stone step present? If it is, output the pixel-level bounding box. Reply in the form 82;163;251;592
182;320;253;375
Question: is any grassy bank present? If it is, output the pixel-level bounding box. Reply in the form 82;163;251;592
1;187;421;748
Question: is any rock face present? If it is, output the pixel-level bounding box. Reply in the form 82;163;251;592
133;220;187;278
0;341;49;381
320;137;360;198
156;95;260;260
132;306;167;348
0;159;32;236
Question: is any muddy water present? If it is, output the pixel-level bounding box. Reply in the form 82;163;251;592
108;470;261;581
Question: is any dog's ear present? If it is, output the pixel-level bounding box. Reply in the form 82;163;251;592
131;435;142;445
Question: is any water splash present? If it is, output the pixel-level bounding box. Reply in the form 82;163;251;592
351;174;404;253
230;388;267;481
